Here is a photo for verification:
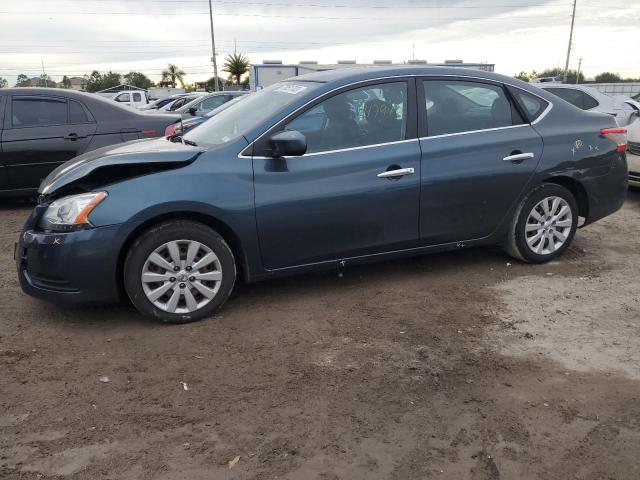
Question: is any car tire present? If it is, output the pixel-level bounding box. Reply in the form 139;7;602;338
505;183;579;263
124;221;236;323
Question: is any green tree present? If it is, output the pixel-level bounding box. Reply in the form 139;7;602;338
124;71;153;89
83;71;103;92
83;71;122;92
223;53;250;85
534;67;584;84
101;71;122;90
160;64;186;88
15;73;30;87
36;74;56;87
0;77;8;88
594;72;621;83
204;75;223;91
61;75;72;88
514;71;530;82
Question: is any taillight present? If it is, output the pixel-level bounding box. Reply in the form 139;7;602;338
141;129;157;136
164;122;179;136
600;127;627;153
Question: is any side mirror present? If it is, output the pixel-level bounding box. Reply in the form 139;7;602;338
188;107;198;116
269;130;307;158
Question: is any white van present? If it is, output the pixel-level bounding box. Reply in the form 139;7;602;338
111;90;148;109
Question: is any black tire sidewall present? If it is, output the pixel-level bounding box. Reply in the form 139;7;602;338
124;221;236;323
514;184;579;264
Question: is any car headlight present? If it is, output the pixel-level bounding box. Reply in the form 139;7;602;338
40;192;108;232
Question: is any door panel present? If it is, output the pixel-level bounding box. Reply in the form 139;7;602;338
419;125;543;244
1;122;95;189
253;79;420;270
253;141;422;269
2;95;97;190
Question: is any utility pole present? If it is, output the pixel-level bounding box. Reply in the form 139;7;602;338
208;0;219;91
576;57;583;84
563;0;577;83
41;58;48;87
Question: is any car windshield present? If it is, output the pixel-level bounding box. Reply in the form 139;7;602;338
204;95;247;118
184;81;322;147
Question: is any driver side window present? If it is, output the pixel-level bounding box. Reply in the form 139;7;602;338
284;82;408;154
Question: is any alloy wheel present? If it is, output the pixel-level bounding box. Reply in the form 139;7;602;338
141;239;222;314
524;196;573;255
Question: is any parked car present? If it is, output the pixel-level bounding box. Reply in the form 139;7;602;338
138;94;191;111
171;94;249;136
16;67;628;323
0;88;181;196
538;83;639;126
627;117;640;186
155;93;206;113
111;90;149;109
170;91;248;118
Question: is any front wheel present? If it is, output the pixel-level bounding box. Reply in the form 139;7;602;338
124;221;236;323
506;183;579;263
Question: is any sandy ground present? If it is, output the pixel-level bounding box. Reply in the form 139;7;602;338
1;190;640;480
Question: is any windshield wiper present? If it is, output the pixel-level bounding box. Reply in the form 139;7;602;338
182;138;198;147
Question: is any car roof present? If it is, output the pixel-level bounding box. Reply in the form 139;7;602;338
286;65;513;85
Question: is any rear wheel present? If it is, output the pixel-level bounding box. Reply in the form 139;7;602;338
506;183;578;263
124;221;236;323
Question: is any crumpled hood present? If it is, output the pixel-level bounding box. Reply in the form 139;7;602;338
39;137;205;195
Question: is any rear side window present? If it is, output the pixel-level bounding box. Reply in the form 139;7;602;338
201;95;231;111
507;87;549;122
544;87;598;110
69;100;89;123
423;80;522;136
583;92;599;109
132;92;142;102
12;97;68;127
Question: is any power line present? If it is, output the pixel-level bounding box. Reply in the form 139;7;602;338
26;0;636;8
0;10;577;19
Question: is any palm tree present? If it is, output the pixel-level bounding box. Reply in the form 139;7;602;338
161;64;186;88
223;53;250;85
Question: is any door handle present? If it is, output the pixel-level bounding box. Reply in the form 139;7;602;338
503;152;535;162
63;133;86;141
377;167;415;178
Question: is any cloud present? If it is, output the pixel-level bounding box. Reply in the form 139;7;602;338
0;0;638;85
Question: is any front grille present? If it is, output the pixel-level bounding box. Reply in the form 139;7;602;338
629;171;640;182
628;141;640;156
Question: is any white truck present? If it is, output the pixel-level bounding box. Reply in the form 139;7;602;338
110;90;149;109
148;87;186;100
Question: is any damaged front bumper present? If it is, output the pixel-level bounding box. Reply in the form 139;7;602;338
15;206;135;304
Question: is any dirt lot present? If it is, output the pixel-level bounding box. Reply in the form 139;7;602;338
1;190;640;480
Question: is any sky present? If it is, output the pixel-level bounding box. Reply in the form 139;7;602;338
0;0;639;86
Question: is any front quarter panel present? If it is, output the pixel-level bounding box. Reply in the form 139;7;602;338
87;138;263;277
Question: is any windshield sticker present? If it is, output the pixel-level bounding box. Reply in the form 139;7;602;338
276;84;308;95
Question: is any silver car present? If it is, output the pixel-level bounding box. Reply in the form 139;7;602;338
538;83;640;186
538;83;639;127
627;118;640;187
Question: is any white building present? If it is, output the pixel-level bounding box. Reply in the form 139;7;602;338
249;60;495;91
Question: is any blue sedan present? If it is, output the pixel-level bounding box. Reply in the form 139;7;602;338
16;66;628;323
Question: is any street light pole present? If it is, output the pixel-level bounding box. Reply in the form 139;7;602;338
208;0;219;91
563;0;577;84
